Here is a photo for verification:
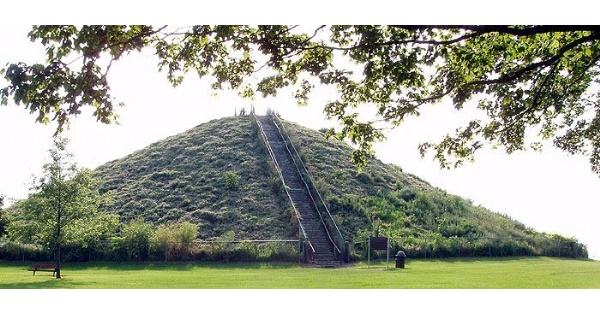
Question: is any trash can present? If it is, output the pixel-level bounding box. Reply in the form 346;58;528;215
343;241;350;263
394;251;406;268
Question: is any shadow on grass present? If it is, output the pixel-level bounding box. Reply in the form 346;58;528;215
0;261;304;289
419;256;589;264
63;261;302;272
364;256;590;267
0;276;90;289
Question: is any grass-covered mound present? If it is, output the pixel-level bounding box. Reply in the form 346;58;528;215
91;114;586;258
277;118;588;258
95;115;294;240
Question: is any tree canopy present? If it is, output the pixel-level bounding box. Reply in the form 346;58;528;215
2;25;600;174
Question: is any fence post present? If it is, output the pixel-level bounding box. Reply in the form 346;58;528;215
386;239;390;269
367;239;371;268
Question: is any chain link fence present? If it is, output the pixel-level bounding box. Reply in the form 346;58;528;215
0;239;301;263
352;236;588;260
0;235;587;262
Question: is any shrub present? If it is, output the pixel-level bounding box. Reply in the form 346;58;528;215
176;221;199;259
356;172;374;185
153;224;176;261
224;171;242;190
61;244;93;262
121;219;154;261
398;188;417;202
0;240;50;261
98;237;128;261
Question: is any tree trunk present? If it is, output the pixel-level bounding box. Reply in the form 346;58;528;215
55;196;62;279
56;244;61;279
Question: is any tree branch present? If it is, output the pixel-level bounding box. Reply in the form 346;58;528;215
466;33;600;86
393;25;600;36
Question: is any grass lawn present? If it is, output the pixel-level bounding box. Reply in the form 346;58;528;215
1;256;599;289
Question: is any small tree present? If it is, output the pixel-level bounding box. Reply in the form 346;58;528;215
153;224;176;262
121;218;154;261
7;137;118;278
176;221;198;258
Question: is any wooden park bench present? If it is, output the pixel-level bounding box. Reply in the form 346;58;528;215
28;264;59;276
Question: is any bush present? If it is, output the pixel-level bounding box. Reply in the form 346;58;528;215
398;188;417;202
153;224;176;261
61;244;93;262
177;222;198;246
151;221;199;261
98;237;128;261
121;219;154;261
175;221;198;260
224;171;242;190
0;240;50;261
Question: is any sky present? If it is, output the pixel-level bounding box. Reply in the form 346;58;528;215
1;22;599;264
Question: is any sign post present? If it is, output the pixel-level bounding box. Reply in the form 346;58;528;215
368;237;390;268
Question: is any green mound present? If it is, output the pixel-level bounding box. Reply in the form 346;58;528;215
95;116;294;240
93;115;587;258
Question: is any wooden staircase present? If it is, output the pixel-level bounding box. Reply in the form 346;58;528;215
256;114;341;267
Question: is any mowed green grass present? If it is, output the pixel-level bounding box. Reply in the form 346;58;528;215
1;257;599;289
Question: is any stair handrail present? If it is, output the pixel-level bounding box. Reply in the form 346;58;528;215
252;113;315;260
268;113;345;259
271;117;342;258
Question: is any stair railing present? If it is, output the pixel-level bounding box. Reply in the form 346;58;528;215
252;113;315;262
268;113;345;262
